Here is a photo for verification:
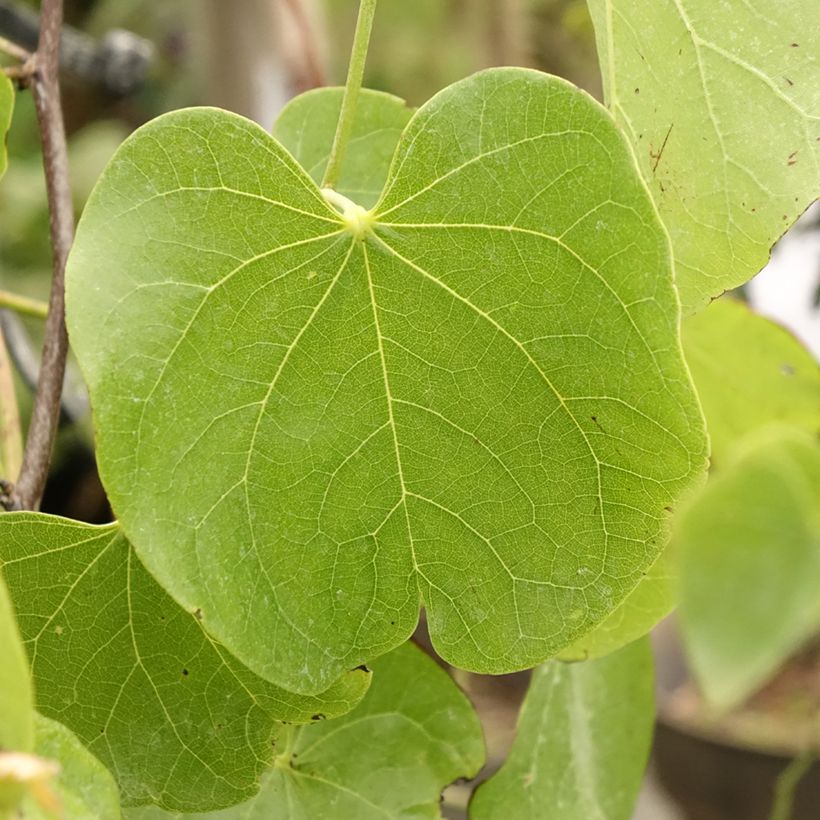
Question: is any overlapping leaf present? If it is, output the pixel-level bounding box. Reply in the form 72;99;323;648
588;0;820;313
66;68;707;694
125;642;485;820
677;429;820;710
18;715;121;819
471;637;654;819
273;87;412;208
683;297;820;467
0;514;369;811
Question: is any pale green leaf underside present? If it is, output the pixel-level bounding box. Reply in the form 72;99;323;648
0;514;369;812
66;68;706;694
471;637;654;820
677;429;820;711
0;72;12;177
273;87;412;209
124;642;485;820
18;714;121;820
683;297;820;468
588;0;820;314
0;568;34;752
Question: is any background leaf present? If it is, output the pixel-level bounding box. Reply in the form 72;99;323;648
273;87;412;208
66;69;706;693
677;428;820;710
125;642;485;820
0;514;370;812
18;715;121;820
470;637;654;820
588;0;820;313
682;297;820;467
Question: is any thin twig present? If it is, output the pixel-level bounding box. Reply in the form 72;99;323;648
5;0;74;511
281;0;325;90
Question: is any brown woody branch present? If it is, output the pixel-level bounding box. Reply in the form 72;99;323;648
3;0;73;511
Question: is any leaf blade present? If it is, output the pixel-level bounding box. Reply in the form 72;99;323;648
588;0;820;313
66;70;707;691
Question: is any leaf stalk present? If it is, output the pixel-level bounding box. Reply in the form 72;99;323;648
320;0;377;190
0;290;50;320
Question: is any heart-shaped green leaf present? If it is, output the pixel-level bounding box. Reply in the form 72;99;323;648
66;68;707;694
124;641;485;820
273;87;412;208
0;514;369;811
588;0;820;314
471;637;654;820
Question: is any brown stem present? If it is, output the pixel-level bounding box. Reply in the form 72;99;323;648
6;0;73;511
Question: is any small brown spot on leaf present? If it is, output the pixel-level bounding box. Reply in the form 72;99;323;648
194;608;203;621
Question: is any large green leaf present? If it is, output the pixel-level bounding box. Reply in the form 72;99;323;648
125;642;484;820
0;569;33;753
588;0;820;313
677;428;820;710
0;514;369;812
273;87;412;209
683;297;820;467
17;715;120;819
471;637;654;820
0;72;12;177
66;68;707;694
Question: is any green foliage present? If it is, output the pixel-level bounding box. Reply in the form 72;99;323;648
683;298;820;467
471;637;654;819
18;715;121;820
273;87;412;208
65;68;706;695
0;514;370;811
677;429;820;710
0;570;33;753
124;642;484;820
588;0;820;313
